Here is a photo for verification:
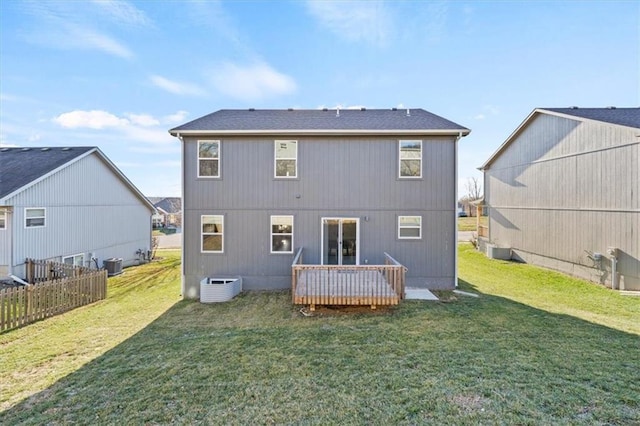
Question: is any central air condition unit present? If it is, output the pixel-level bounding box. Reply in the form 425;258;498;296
103;258;123;276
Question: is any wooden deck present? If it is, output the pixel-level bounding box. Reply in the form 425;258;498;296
291;249;406;310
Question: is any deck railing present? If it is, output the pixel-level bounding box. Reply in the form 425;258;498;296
291;248;406;310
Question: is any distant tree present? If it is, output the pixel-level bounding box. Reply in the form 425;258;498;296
459;177;483;217
465;177;482;201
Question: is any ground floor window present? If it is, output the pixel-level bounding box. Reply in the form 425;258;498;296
63;254;84;267
25;208;45;228
202;215;224;253
398;215;422;239
0;210;5;230
271;215;293;253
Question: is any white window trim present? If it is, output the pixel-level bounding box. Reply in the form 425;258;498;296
198;140;221;178
0;210;6;230
201;214;224;253
63;253;85;267
274;140;298;179
270;215;294;254
25;207;46;229
398;140;423;179
398;215;422;239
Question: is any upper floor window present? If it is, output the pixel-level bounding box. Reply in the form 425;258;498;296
274;140;297;178
398;215;422;239
198;140;220;178
202;215;224;253
0;210;5;230
271;215;293;253
25;208;45;228
399;140;422;178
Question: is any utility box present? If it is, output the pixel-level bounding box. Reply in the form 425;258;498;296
103;258;123;276
487;245;511;260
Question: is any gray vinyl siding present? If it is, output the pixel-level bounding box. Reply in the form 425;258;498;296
3;153;153;277
182;135;457;298
485;114;640;290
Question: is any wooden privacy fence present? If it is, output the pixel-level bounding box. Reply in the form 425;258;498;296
25;258;94;283
292;248;406;310
0;268;107;332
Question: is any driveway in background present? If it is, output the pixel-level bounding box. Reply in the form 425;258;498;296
156;231;182;249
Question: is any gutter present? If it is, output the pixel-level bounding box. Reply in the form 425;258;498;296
168;129;471;137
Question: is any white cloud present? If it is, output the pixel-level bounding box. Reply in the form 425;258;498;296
150;75;205;96
474;114;486;120
21;0;140;58
53;110;129;129
90;0;152;27
209;62;297;101
306;0;392;46
127;113;160;127
164;111;189;124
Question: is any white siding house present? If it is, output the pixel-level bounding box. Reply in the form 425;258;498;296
479;107;639;291
0;147;155;278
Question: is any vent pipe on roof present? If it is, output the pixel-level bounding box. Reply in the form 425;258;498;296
392;107;397;111
406;108;411;117
361;107;366;111
336;108;340;117
606;106;617;109
570;106;579;109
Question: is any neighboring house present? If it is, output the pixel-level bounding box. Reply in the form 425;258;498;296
169;108;470;299
479;107;639;291
0;146;156;279
149;197;182;228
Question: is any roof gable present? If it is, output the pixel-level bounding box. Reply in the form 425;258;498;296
154;197;181;214
0;147;155;211
0;147;94;199
480;107;640;170
169;108;470;136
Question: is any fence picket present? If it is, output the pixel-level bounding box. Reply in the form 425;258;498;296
0;264;107;333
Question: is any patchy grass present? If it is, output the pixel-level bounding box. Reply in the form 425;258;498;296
458;216;487;231
1;247;639;424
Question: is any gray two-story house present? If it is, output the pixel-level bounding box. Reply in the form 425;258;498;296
170;108;470;304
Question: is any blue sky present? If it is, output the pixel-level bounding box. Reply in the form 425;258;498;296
1;0;638;198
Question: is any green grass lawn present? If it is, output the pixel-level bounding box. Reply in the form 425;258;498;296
458;216;487;231
1;246;638;424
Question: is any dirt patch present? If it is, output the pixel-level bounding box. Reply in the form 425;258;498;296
295;304;395;317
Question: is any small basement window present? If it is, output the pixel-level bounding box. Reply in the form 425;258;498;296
398;216;421;239
63;254;84;267
25;208;46;228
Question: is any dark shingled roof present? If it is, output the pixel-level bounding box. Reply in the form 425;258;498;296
154;197;181;214
543;107;640;129
169;108;470;134
1;147;95;199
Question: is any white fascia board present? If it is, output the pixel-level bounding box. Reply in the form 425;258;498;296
170;129;471;137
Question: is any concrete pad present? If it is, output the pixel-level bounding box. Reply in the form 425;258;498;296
405;288;439;300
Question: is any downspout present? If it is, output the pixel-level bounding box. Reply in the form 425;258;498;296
454;131;462;288
177;133;186;298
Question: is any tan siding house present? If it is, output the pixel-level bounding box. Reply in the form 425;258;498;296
479;107;640;291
